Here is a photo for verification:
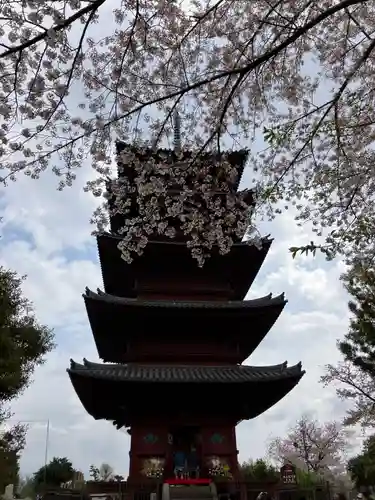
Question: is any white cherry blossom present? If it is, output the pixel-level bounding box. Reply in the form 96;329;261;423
0;0;374;264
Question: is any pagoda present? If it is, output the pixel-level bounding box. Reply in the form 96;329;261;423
67;131;305;483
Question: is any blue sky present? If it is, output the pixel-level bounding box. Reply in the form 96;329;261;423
0;159;360;479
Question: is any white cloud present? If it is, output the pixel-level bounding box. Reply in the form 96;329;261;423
0;165;358;479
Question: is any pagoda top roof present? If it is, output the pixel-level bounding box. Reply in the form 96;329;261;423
116;142;249;192
84;287;286;309
68;358;304;384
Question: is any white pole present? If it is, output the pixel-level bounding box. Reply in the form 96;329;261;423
43;420;50;488
44;420;50;467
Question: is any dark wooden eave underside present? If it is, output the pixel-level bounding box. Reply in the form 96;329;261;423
67;359;305;427
96;234;272;300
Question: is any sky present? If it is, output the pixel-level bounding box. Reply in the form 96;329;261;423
0;160;362;479
0;0;364;482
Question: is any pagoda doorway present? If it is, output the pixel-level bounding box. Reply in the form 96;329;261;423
168;426;202;479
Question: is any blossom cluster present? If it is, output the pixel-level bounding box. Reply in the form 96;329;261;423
208;459;232;478
97;145;255;266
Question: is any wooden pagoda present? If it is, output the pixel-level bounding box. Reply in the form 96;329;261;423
67;142;305;482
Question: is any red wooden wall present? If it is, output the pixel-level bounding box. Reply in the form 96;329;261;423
129;420;239;480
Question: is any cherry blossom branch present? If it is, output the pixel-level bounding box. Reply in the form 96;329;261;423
322;363;375;405
0;0;106;59
2;0;369;184
2;0;375;265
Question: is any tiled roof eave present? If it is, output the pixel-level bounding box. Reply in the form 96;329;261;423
97;231;273;247
67;359;304;384
78;358;290;371
83;288;287;309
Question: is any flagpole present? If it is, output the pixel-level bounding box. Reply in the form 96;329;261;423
43;420;50;487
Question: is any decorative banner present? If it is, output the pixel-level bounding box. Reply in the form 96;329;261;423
206;456;232;479
280;464;297;484
143;433;159;445
141;457;165;478
210;433;224;444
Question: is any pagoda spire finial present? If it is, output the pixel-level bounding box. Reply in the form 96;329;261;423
173;108;181;153
173;65;185;154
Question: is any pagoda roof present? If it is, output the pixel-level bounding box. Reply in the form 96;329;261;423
115;142;249;192
110;143;253;237
67;359;305;426
69;358;302;382
83;288;286;363
97;233;272;300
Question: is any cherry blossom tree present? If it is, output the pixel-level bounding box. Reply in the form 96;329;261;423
1;0;375;263
268;415;351;480
322;362;375;427
89;463;114;481
98;463;114;481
